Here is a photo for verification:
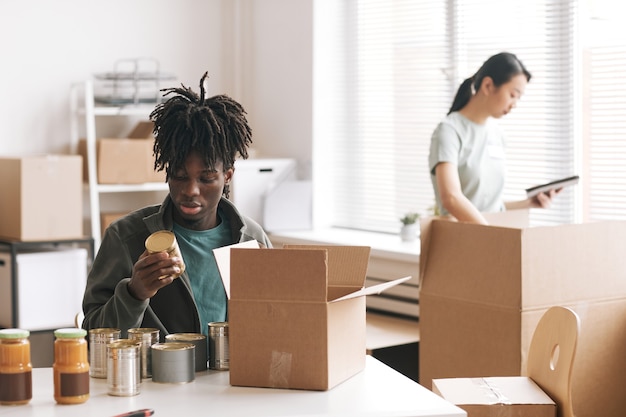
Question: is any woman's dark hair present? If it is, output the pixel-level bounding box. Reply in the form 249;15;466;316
149;72;252;197
447;52;531;115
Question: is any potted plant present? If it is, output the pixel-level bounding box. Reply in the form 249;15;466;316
399;212;420;242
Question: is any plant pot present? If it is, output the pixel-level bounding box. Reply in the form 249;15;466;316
400;224;419;242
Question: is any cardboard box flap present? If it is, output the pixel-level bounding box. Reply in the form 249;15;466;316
283;245;370;288
331;275;412;302
229;248;330;301
213;240;260;299
420;220;524;307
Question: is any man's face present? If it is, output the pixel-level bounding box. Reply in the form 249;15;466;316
168;151;233;230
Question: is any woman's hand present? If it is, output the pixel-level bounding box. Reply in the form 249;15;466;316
127;250;182;301
530;188;562;208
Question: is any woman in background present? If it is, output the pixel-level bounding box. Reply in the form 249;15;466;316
428;52;559;224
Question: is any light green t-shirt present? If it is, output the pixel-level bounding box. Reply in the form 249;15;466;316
429;112;506;215
173;213;233;335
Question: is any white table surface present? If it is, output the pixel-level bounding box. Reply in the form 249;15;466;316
0;356;465;417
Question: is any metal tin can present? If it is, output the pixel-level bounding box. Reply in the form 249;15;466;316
165;333;207;372
127;328;159;379
145;230;186;278
88;328;121;378
151;342;195;384
208;322;229;370
106;339;141;397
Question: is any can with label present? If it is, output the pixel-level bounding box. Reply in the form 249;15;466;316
127;328;159;379
145;230;186;278
151;342;195;384
165;333;207;372
88;328;121;379
106;339;141;397
208;322;229;370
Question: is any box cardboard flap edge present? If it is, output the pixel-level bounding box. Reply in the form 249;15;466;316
214;242;409;302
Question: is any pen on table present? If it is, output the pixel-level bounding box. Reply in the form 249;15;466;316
112;409;155;417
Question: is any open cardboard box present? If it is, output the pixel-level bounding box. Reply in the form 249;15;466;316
214;242;410;390
432;376;556;417
419;212;626;417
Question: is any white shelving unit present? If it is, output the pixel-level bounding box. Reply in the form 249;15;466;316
69;80;168;251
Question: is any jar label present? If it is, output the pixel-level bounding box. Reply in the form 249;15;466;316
60;372;89;397
0;371;32;402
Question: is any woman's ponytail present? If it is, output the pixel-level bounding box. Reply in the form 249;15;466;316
446;52;531;116
447;77;474;115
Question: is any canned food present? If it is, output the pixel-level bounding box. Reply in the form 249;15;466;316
208;322;229;370
89;328;121;378
107;339;141;397
127;328;159;379
151;342;195;384
145;230;186;278
165;333;207;371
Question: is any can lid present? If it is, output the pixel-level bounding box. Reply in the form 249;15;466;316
165;333;206;341
0;328;30;339
54;328;87;338
152;342;195;352
89;328;121;335
208;321;229;328
128;327;160;334
145;230;176;252
108;339;142;349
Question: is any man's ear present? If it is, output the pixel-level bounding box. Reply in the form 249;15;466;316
224;167;235;185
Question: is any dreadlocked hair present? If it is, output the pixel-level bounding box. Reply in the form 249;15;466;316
150;71;253;198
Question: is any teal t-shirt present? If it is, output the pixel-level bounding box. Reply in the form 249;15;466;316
429;111;507;215
173;213;233;335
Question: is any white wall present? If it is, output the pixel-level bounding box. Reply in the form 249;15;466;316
236;0;314;179
0;0;314;179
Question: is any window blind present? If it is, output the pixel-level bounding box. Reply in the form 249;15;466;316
584;4;626;221
314;0;577;233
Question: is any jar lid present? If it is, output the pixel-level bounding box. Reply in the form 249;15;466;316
145;230;175;252
54;328;87;338
0;328;30;339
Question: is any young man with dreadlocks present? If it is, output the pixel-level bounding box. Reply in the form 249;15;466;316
81;72;272;338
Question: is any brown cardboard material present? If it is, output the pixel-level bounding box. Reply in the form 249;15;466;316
100;212;127;236
128;120;154;139
419;216;626;417
218;244;411;391
0;155;83;241
432;376;556;417
78;138;165;184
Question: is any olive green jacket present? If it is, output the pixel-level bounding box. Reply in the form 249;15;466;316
81;196;272;339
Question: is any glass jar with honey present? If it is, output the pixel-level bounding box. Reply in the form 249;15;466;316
53;328;90;404
0;328;32;405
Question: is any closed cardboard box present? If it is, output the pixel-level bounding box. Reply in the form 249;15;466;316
79;138;165;184
432;377;556;417
216;243;410;391
0;248;88;330
0;155;83;241
419;217;626;417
